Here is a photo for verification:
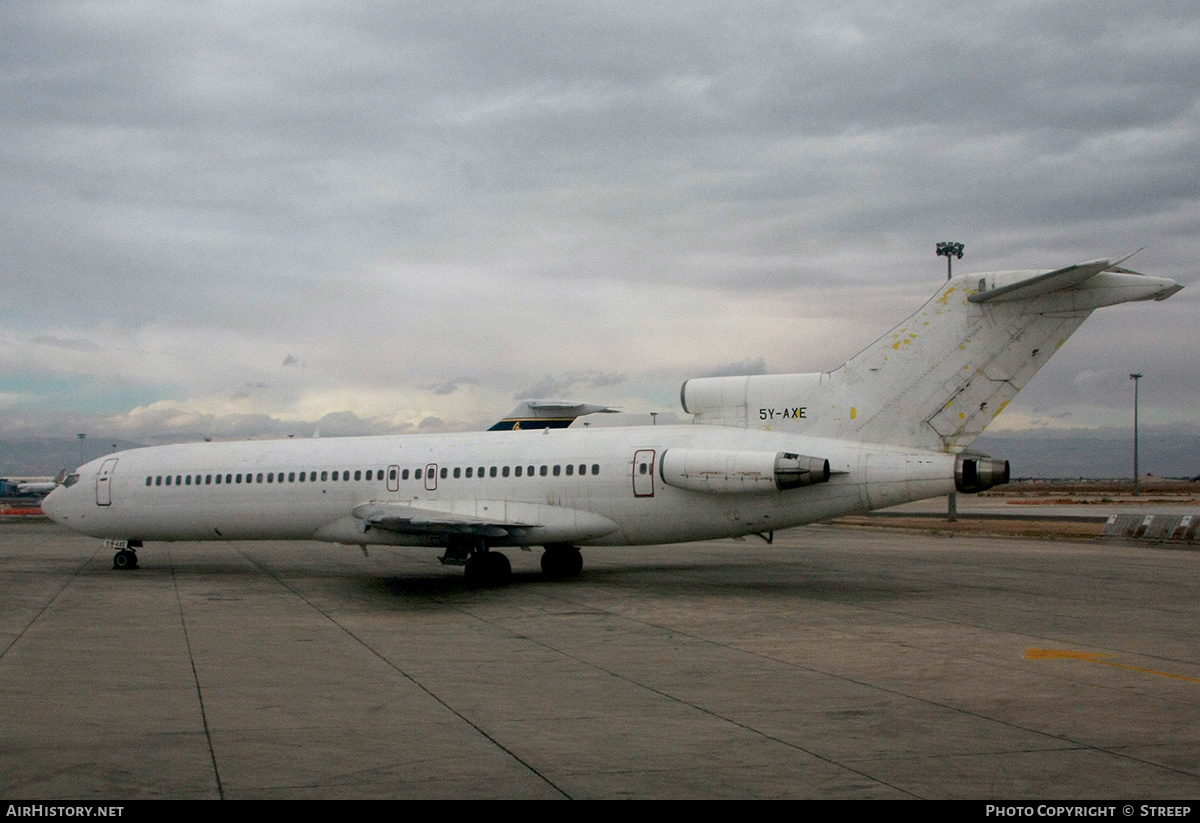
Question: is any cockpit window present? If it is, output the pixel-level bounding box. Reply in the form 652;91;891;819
63;473;80;488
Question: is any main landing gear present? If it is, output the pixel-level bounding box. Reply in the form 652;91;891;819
540;544;583;579
463;550;512;587
440;538;584;585
442;537;512;587
109;540;142;570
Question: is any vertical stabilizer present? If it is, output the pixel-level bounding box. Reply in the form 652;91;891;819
681;258;1182;452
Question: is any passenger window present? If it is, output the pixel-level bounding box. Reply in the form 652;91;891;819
453;467;461;478
354;470;361;481
514;466;522;477
288;472;295;482
176;475;182;485
540;465;547;476
465;467;473;478
527;465;534;476
145;477;152;486
639;463;647;474
156;476;162;486
489;467;497;478
320;471;327;481
226;474;232;484
502;466;510;477
267;473;274;483
440;467;447;479
402;469;410;480
256;473;263;483
592;464;599;474
553;465;561;476
206;475;212;485
566;464;573;476
414;469;421;480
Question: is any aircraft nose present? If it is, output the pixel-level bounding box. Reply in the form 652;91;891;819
40;488;62;523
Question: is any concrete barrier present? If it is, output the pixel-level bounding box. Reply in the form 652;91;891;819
1103;514;1200;543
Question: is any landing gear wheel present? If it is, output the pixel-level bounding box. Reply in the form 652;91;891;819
464;551;511;587
541;546;582;579
112;549;138;570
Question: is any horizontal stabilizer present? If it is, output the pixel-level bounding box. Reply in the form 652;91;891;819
488;399;619;431
969;252;1139;303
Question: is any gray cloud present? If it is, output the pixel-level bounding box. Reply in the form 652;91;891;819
515;370;626;400
1;3;1196;466
700;357;767;378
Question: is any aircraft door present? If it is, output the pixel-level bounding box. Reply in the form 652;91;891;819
425;463;438;491
96;458;118;506
387;464;400;492
632;450;655;497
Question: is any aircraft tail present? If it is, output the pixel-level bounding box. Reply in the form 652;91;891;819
681;256;1182;452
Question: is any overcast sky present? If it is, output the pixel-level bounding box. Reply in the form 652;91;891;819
2;1;1196;451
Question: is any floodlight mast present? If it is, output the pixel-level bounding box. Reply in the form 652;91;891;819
1130;373;1143;496
936;241;964;280
935;242;965;520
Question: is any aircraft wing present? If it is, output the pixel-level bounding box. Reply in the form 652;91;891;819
353;501;533;538
352;500;619;542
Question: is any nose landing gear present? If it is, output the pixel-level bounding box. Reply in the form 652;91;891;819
105;539;141;570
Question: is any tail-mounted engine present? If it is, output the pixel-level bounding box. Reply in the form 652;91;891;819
955;454;1010;493
660;449;830;494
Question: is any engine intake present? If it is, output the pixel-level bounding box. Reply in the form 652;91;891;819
955;454;1010;493
660;449;830;494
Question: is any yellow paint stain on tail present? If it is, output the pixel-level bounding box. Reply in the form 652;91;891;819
991;400;1010;418
850;407;857;420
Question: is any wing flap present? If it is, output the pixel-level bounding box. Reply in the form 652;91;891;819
353;502;532;537
352;500;620;543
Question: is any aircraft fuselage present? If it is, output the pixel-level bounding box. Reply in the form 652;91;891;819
41;425;954;548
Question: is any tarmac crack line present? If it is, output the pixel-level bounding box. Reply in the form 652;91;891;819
167;545;226;800
447;596;924;799
535;588;1200;786
235;551;572;799
0;542;100;662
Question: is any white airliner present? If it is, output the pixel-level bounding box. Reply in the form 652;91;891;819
41;256;1183;582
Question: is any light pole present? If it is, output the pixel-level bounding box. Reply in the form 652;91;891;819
936;241;964;280
1130;373;1143;496
937;242;965;520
